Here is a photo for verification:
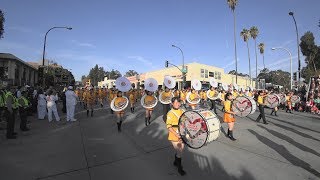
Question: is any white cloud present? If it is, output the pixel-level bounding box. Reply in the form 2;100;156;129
127;55;156;68
70;40;96;48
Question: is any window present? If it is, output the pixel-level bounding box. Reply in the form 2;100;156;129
205;70;208;78
209;72;214;77
215;71;221;80
201;69;204;78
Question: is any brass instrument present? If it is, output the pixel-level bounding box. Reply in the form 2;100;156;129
111;96;129;112
159;91;174;105
141;94;158;109
186;92;201;105
206;90;219;100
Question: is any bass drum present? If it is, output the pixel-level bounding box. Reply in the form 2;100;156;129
232;96;256;117
179;109;220;149
278;93;286;103
265;94;281;108
291;95;301;104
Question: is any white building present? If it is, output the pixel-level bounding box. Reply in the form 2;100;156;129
98;77;116;88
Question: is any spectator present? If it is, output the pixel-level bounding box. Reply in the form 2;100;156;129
46;90;60;122
37;89;47;120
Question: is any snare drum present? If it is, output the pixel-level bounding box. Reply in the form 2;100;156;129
232;96;256;117
179;109;220;149
265;94;281;108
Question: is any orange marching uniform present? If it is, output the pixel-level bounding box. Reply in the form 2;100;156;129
223;99;235;123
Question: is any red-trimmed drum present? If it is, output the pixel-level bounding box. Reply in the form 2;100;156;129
265;94;281;108
232;96;256;117
291;95;301;104
278;93;286;103
179;109;220;149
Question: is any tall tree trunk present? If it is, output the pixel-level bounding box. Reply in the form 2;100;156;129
233;10;238;84
246;41;251;86
254;39;258;89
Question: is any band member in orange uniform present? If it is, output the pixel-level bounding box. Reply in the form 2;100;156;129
286;92;293;113
108;89;115;114
84;88;96;117
144;90;155;126
162;87;172;122
129;90;135;113
114;91;126;132
208;87;217;114
188;89;199;110
180;89;186;107
256;91;268;124
166;97;186;176
224;92;236;141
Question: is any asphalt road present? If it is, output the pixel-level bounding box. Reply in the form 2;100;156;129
0;101;319;180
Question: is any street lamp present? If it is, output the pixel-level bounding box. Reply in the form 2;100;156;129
172;44;186;89
42;26;72;87
271;47;293;90
289;11;301;85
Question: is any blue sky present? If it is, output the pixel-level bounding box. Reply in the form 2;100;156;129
1;0;319;81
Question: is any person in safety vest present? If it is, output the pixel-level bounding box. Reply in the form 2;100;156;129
18;91;30;131
5;86;19;139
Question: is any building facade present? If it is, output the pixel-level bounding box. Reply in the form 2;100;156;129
127;62;255;90
0;53;38;88
98;77;116;88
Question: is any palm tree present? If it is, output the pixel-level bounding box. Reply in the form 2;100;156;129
258;43;265;69
240;28;252;86
227;0;238;83
250;26;259;88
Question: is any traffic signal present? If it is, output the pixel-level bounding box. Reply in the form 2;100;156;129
293;72;297;81
165;60;169;68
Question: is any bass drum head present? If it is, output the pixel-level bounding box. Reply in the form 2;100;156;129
265;94;281;108
232;96;253;117
291;95;300;104
278;93;286;103
179;110;219;149
248;97;257;114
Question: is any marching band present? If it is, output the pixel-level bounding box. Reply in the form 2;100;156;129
12;75;299;176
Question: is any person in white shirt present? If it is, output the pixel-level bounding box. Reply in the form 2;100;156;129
65;86;78;122
46;89;60;122
37;89;47;120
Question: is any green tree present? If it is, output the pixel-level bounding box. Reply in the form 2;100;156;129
228;70;249;77
258;43;265;69
250;26;259;88
300;31;319;71
258;69;290;89
240;28;252;85
107;69;122;79
0;9;4;39
125;70;138;77
227;0;238;83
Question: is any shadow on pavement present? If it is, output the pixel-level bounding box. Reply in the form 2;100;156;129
265;115;320;134
270;122;320;142
248;129;320;178
257;125;320;158
117;104;256;179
